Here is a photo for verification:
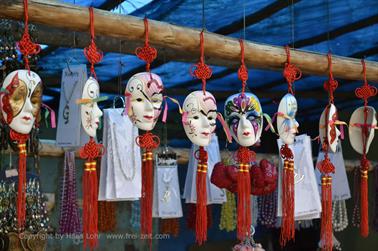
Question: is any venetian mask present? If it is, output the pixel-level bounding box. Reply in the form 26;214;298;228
349;106;377;155
182;91;217;147
125;72;164;131
224;93;263;147
80;77;103;138
1;70;42;134
277;93;299;145
319;104;342;153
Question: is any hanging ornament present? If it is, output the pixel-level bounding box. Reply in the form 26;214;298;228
277;46;301;247
219;190;236;232
97;165;116;233
348;59;377;237
77;11;106;248
0;0;42;231
182;30;231;245
224;39;275;241
124;17;163;247
317;52;346;251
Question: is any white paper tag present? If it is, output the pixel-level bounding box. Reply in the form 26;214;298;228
5;169;18;178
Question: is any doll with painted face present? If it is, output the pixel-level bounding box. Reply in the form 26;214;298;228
1;70;42;229
125;72;164;242
277;93;299;145
224;92;263;240
78;76;104;249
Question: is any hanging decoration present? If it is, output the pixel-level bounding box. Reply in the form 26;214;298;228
219;190;236;232
277;46;301;247
223;39;273;241
125;17;164;246
97;165;116;233
182;30;231;245
77;10;105;248
348;59;377;237
317;52;345;251
0;0;42;231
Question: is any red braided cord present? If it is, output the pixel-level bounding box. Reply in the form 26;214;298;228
135;131;160;151
238;39;248;95
84;7;103;79
190;30;212;94
135;18;157;72
16;0;41;72
323;52;338;104
355;59;377;106
79;137;104;161
283;46;301;94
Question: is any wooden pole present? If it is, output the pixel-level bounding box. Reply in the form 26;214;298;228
0;0;378;81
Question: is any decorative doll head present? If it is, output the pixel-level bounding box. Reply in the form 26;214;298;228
125;72;164;131
319;104;342;153
349;106;377;155
224;93;263;147
182;91;217;146
80;77;103;138
277;93;299;145
1;70;42;134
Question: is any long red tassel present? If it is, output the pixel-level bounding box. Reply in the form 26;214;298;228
235;147;252;241
80;137;103;250
141;150;154;244
279;144;295;247
196;146;208;245
317;155;335;251
360;157;369;237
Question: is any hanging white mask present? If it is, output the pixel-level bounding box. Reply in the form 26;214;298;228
349;106;377;155
277;93;299;145
182;91;217;147
319;104;343;153
224;93;263;147
125;72;164;131
80;77;103;138
1;70;42;134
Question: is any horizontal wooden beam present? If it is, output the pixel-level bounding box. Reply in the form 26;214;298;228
0;0;377;82
15;139;373;172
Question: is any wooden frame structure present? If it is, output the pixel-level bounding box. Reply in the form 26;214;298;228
0;0;378;82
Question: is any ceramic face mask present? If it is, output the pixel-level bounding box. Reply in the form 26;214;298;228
80;77;103;138
182;91;217;146
125;72;164;131
319;104;342;153
349;106;377;155
277;93;299;145
1;70;42;134
224;93;263;147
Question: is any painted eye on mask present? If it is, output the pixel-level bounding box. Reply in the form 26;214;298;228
193;115;199;120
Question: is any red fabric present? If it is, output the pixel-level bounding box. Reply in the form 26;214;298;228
250;159;277;195
135;18;157;72
320;175;333;251
79;137;103;250
211;162;235;190
84;7;103;79
279;144;295;247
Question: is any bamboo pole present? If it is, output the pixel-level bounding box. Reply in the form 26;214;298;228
0;0;378;81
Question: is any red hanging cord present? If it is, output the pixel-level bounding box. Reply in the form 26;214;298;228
238;39;248;95
135;18;157;72
190;30;212;94
16;0;41;72
354;59;377;238
283;46;301;94
323;52;338;104
84;7;103;79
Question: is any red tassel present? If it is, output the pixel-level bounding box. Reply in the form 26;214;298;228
317;155;335;251
279;144;295;247
320;175;333;251
141;150;154;244
360;157;369;237
195;146;208;245
235;147;253;241
79;137;103;250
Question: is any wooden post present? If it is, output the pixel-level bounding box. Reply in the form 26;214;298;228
0;0;378;81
